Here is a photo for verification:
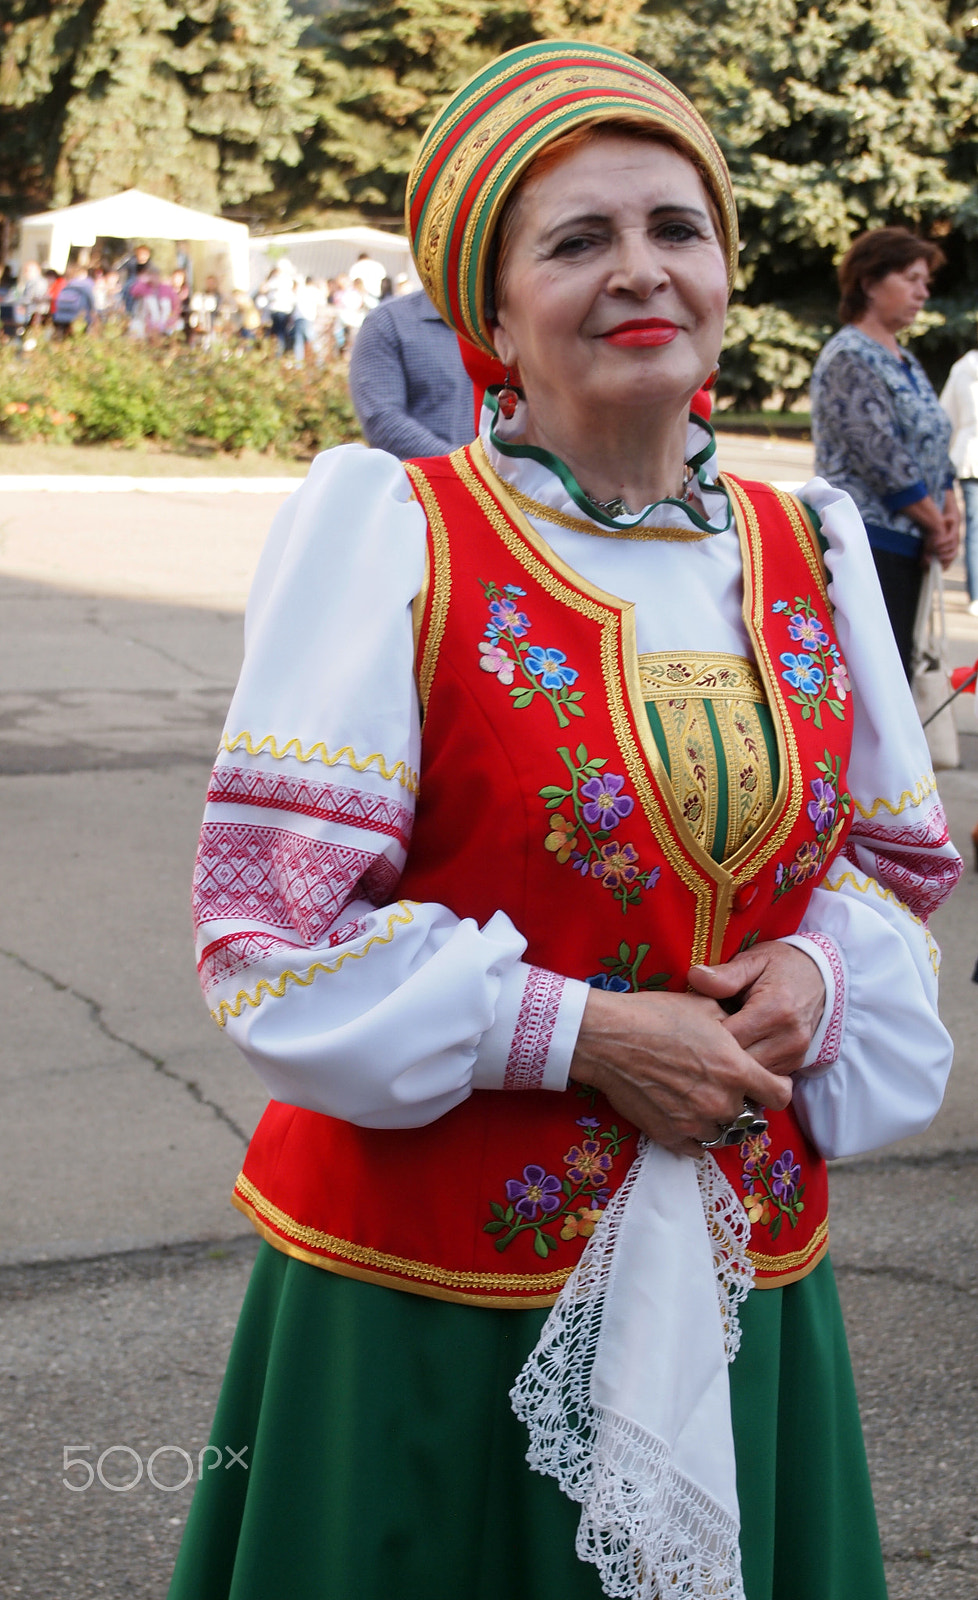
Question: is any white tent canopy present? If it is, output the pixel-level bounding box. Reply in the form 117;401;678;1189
249;225;419;292
17;189;250;289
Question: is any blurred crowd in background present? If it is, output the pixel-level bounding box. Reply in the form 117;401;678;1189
0;243;414;362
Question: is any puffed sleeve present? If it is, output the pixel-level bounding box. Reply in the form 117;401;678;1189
781;479;961;1157
193;444;587;1129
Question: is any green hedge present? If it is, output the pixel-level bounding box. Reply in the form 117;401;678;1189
0;327;361;456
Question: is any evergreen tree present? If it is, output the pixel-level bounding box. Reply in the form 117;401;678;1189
639;0;978;402
0;0;312;219
281;0;647;223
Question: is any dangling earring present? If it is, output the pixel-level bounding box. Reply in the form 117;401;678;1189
704;364;720;392
497;369;520;419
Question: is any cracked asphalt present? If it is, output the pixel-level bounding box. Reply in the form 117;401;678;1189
0;471;976;1599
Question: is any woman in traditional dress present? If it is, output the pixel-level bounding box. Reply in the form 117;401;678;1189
170;42;960;1600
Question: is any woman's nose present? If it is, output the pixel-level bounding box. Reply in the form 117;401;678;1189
606;234;668;297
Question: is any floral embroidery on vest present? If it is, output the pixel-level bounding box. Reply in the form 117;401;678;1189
484;1109;635;1260
773;749;852;899
587;940;671;994
541;744;662;911
478;579;586;726
740;1130;805;1237
772;596;850;729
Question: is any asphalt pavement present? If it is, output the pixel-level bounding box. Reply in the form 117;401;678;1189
0;447;976;1598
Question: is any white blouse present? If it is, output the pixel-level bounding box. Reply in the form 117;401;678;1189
193;411;960;1157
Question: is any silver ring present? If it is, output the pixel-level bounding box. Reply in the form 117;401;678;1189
699;1099;768;1149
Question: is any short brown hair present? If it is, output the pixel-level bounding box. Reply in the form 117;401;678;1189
837;227;945;324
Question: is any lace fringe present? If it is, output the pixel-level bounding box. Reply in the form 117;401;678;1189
510;1142;753;1600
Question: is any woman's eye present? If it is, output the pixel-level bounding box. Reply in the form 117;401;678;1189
656;221;698;243
552;233;601;257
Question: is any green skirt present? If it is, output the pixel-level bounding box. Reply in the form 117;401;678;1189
168;1247;886;1600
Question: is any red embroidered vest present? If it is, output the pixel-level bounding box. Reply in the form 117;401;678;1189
234;444;853;1306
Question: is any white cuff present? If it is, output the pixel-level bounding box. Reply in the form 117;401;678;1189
472;966;588;1092
779;932;848;1072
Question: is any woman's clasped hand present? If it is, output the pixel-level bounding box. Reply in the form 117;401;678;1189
570;942;823;1155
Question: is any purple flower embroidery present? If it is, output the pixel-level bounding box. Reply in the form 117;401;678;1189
771;1151;801;1201
591;840;641;891
580;772;634;828
576;1116;602;1130
586;972;630;992
807;777;837;832
564;1140;613;1186
505;1165;562;1220
524;646;579;689
489;596;531;637
788;612;829;649
789;839;821;884
742;1131;771;1176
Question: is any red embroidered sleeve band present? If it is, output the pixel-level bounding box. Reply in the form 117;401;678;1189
779;931;847;1071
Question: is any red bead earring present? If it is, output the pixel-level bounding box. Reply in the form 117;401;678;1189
497;370;520;419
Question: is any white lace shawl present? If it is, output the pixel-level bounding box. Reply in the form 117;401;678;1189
511;1143;753;1599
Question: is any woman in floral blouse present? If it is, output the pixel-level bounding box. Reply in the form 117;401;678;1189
810;227;959;676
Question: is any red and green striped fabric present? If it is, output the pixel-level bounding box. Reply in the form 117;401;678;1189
405;41;739;357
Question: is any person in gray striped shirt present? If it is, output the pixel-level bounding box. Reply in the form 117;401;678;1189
349;289;475;459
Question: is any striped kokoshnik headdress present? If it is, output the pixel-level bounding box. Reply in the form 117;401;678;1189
405;40;739;360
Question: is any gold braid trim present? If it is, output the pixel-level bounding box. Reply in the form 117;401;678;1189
748;1221;829;1287
222;731;419;794
718;475;809;955
405;462;453;715
210;903;417;1026
823;869;941;975
233;1174;571;1306
853;775;938;819
495;480;718;541
638;652;766;701
771;487;832;609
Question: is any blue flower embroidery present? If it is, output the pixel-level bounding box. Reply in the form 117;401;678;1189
779;652;825;694
771;596;847;728
478;578;585;726
524;646;579;689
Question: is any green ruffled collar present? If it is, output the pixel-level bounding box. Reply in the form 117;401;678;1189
483;389;731;535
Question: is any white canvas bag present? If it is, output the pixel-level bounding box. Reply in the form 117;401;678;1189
911;560;960;770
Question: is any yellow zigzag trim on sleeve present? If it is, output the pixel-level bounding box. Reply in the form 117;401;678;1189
222;731;420;794
823;869;940;976
210;902;416;1026
853;773;937;820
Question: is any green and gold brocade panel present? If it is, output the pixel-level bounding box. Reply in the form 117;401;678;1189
639;653;780;865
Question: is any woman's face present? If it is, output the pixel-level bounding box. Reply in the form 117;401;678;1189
492;135;728;419
864;259;931;332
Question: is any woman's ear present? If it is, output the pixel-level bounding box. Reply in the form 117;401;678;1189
492;316;518;373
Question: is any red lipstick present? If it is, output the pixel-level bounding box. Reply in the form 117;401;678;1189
602;318;678;348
